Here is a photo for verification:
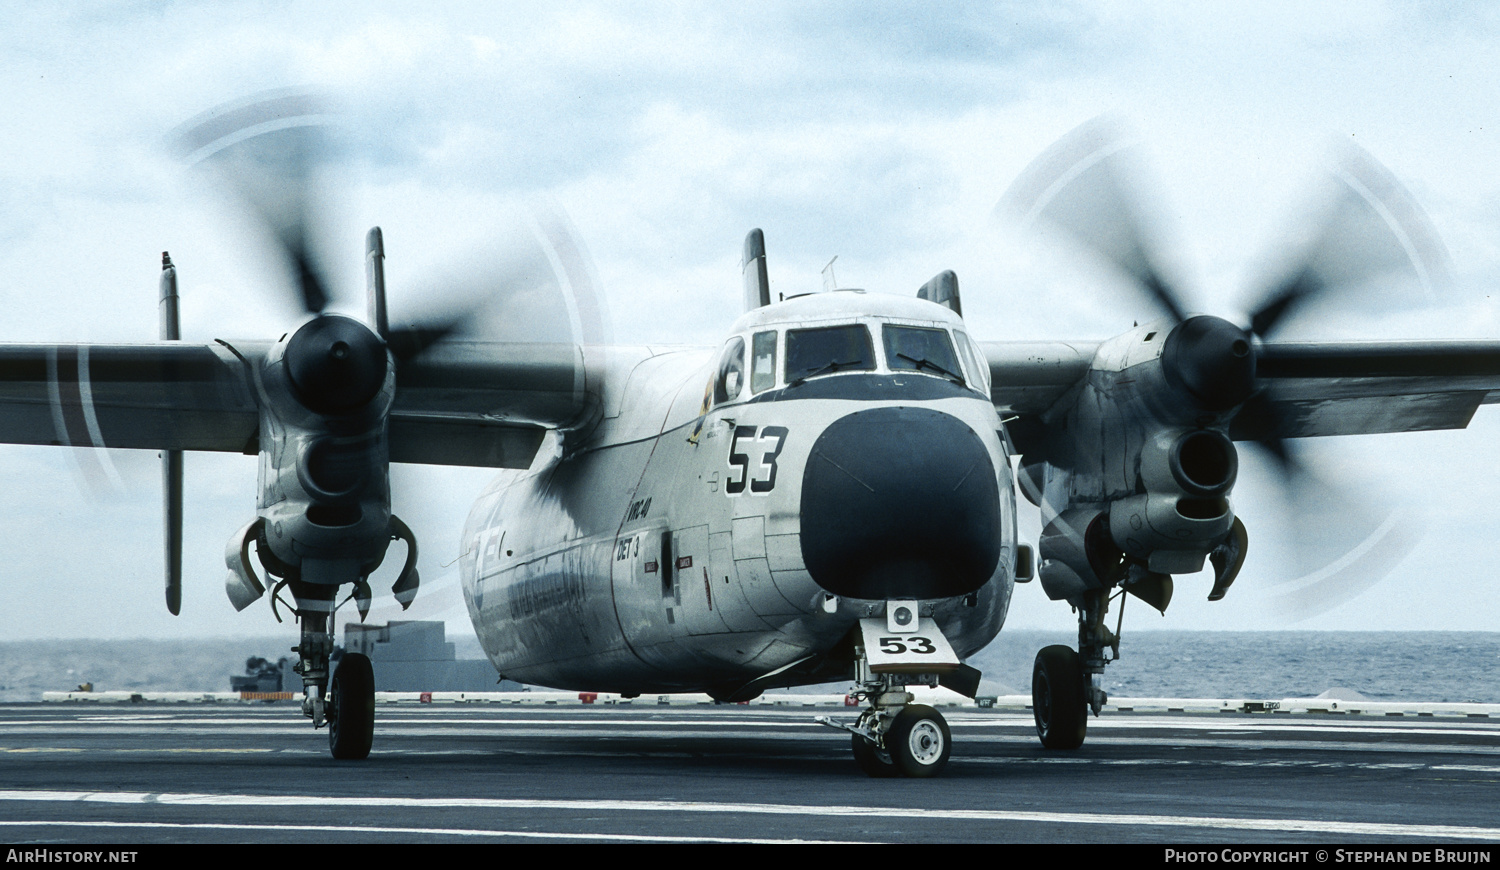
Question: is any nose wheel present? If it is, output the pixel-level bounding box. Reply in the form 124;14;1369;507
820;615;968;777
851;732;897;778
327;652;375;760
887;704;951;777
830;698;953;778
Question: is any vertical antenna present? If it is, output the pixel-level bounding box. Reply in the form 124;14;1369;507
821;256;838;293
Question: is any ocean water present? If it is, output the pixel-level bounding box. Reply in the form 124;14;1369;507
0;631;1495;703
0;638;300;702
969;631;1500;703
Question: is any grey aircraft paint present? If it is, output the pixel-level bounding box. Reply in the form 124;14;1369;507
458;292;1015;698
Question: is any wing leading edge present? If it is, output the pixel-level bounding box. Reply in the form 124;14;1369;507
0;342;260;454
981;338;1500;440
6;336;1497;470
0;339;596;469
1235;340;1500;439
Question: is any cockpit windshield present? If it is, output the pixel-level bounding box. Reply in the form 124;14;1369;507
883;325;965;384
785;325;875;384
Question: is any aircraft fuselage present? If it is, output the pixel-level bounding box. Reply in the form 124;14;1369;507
459;292;1018;696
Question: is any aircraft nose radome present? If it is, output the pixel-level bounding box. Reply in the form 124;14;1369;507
800;407;1001;600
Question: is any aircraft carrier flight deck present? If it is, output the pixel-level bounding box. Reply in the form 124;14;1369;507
2;699;1497;844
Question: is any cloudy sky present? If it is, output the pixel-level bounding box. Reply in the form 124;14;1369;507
1;3;1497;643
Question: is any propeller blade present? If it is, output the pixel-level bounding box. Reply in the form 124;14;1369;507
1232;146;1442;615
386;198;612;355
1000;117;1187;323
386;322;462;363
1247;142;1450;338
177;90;336;316
1243;435;1419;618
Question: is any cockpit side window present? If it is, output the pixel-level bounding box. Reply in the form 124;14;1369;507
953;329;991;396
751;330;778;393
785;325;875;383
883;325;964;384
714;336;747;405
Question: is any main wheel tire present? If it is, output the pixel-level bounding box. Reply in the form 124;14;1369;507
1032;644;1086;750
851;733;898;778
887;704;951;778
328;652;375;760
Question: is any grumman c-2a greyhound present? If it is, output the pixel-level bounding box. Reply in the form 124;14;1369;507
7;98;1500;777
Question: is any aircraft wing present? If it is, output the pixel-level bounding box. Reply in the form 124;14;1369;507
0;342;261;453
980;341;1097;416
981;338;1500;440
1233;340;1500;438
388;340;590;468
0;339;592;469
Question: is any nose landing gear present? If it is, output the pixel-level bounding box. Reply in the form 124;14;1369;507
887;703;952;776
819;614;969;777
827;687;952;778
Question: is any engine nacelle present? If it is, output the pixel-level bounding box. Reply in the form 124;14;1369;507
1108;492;1231;574
1037;508;1119;603
1111;426;1238;573
1032;316;1250;598
253;315;397;587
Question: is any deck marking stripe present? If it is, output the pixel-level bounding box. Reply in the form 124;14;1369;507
1;790;1497;840
0;820;855;844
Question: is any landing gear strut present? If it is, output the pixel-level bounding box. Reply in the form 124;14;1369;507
289;584;336;728
1031;587;1118;750
288;580;375;759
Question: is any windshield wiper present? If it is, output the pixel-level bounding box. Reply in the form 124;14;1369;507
896;353;966;386
789;359;859;387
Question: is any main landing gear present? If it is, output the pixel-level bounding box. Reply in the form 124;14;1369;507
328;651;375;760
1030;587;1117;750
228;513;420;761
283;580;376;760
